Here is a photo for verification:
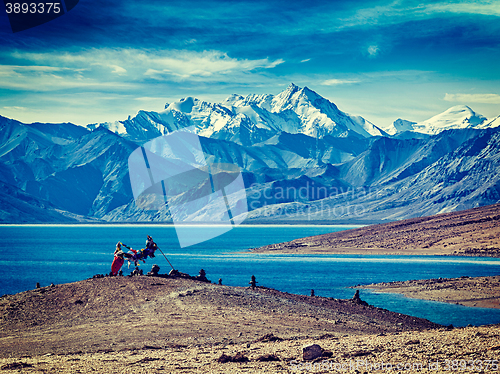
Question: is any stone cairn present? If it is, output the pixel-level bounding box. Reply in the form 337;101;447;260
249;275;258;289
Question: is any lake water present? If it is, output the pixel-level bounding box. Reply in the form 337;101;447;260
2;224;500;327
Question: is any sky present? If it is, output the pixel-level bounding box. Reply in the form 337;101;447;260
1;0;499;129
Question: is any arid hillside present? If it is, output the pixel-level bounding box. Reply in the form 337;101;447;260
0;276;438;359
252;203;500;257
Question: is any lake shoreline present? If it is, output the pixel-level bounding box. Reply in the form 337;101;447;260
358;275;500;310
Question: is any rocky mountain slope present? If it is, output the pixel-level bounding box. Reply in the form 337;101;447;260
253;203;500;257
0;84;499;223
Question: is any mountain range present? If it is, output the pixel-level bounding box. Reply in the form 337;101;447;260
1;83;499;223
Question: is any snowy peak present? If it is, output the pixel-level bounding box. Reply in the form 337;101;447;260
166;96;196;113
410;105;487;135
90;84;385;143
476;114;500;130
386;119;417;135
222;84;386;139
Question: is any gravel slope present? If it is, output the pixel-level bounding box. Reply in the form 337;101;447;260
0;276;439;359
252;203;500;257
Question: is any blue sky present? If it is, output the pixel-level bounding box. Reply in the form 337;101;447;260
1;0;499;129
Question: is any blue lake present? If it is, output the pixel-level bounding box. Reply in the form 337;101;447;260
1;224;500;327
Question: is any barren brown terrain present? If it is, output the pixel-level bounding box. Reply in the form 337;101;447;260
1;277;500;373
252;203;500;257
0;277;438;358
360;275;500;309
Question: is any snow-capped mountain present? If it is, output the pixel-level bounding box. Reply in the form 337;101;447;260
477;115;500;129
388;105;488;136
223;83;388;138
386;119;417;135
91;84;387;144
1;86;500;224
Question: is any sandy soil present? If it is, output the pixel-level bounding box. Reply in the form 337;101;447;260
1;275;499;372
252;203;500;257
0;276;439;359
359;275;500;309
1;318;500;373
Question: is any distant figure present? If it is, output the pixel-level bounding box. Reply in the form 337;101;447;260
249;275;257;289
310;289;315;297
218;278;222;285
111;242;129;276
36;282;40;289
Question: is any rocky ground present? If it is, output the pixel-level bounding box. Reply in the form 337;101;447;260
0;277;438;358
1;276;500;373
1;325;500;373
252;203;500;257
359;275;500;309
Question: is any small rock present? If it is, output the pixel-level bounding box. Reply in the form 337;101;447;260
217;353;231;363
303;344;322;361
322;350;333;358
232;352;249;362
256;353;280;362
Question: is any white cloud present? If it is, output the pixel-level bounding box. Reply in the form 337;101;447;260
6;48;284;86
3;106;27;111
321;78;360;86
339;1;500;29
444;93;500;104
367;45;379;57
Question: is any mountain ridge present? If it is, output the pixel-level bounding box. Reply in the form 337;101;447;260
0;85;499;224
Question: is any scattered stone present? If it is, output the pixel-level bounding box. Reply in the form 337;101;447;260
147;264;160;276
217;353;232;363
354;350;373;357
1;362;33;370
303;343;322;361
129;267;143;277
322;350;333;358
405;339;420;345
217;352;249;363
254;333;283;343
256;353;280;362
232;352;249;362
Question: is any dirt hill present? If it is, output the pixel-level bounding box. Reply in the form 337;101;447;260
0;276;439;359
252;203;500;256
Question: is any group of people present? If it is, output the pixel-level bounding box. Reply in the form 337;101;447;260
111;235;158;275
